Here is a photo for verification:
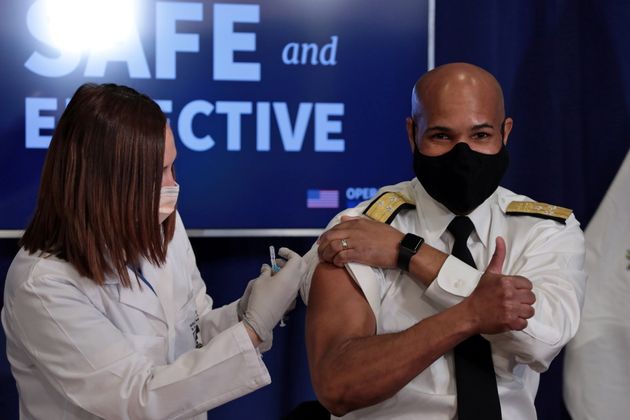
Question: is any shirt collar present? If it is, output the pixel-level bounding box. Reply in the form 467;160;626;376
410;179;453;242
411;178;497;249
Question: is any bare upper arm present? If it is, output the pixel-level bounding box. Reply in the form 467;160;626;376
305;262;376;373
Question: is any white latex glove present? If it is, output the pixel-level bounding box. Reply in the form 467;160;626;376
242;247;307;342
237;260;288;321
237;279;255;322
238;277;273;352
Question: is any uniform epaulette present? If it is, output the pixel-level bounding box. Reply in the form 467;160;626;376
505;201;572;224
363;192;415;225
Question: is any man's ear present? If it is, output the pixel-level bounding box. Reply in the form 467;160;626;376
502;117;514;145
406;117;416;152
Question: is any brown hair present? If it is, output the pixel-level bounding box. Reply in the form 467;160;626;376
21;83;176;287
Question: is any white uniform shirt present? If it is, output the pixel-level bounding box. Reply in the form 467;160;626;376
305;179;586;420
1;213;271;420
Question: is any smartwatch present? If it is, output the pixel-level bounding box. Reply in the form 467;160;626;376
397;233;424;272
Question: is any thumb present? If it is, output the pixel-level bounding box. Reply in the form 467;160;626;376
486;236;506;274
278;247;300;260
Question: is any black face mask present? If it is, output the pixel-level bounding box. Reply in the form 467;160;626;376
413;141;509;215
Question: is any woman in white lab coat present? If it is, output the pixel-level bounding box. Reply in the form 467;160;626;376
1;83;307;420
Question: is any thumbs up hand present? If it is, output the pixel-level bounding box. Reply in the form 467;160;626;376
462;237;536;335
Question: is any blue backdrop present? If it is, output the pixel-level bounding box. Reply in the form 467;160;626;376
2;0;630;419
0;0;428;231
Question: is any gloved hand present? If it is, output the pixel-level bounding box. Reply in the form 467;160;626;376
237;262;289;322
242;247;307;342
237;279;255;322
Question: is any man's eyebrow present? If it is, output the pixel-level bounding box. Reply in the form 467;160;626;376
425;126;453;134
471;123;495;130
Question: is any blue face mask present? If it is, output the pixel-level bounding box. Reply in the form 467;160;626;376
413;142;509;215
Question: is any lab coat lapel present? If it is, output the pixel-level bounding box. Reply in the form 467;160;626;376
143;259;176;330
116;271;166;321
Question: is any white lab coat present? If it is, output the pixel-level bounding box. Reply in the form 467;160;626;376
1;213;271;420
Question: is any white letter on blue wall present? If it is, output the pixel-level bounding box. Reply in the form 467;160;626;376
256;102;271;151
216;101;253;151
273;102;312;152
315;103;345;152
178;100;215;151
24;1;81;77
156;2;202;79
213;4;260;81
25;98;57;149
84;25;150;78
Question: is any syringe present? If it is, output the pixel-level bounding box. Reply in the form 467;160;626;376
269;245;281;273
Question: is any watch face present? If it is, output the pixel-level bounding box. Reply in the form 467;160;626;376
401;233;423;252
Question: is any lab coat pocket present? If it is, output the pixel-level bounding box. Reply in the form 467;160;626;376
174;296;202;359
122;333;168;365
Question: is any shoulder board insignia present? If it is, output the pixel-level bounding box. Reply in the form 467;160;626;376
506;201;572;224
363;192;415;225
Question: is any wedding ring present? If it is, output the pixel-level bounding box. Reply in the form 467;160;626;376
341;238;349;250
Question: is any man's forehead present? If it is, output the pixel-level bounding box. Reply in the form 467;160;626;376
413;63;505;120
426;77;499;102
421;95;502;120
418;83;504;124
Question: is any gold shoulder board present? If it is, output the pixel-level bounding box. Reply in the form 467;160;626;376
363;192;415;224
506;201;572;224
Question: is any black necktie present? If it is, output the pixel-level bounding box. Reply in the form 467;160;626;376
447;216;502;420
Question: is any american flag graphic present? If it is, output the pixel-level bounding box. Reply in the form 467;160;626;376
306;189;339;209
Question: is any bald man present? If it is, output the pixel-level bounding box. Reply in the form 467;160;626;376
304;63;586;419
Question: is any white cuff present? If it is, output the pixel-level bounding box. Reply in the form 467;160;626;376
424;255;482;309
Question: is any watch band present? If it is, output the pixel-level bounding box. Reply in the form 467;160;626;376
397;233;424;272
